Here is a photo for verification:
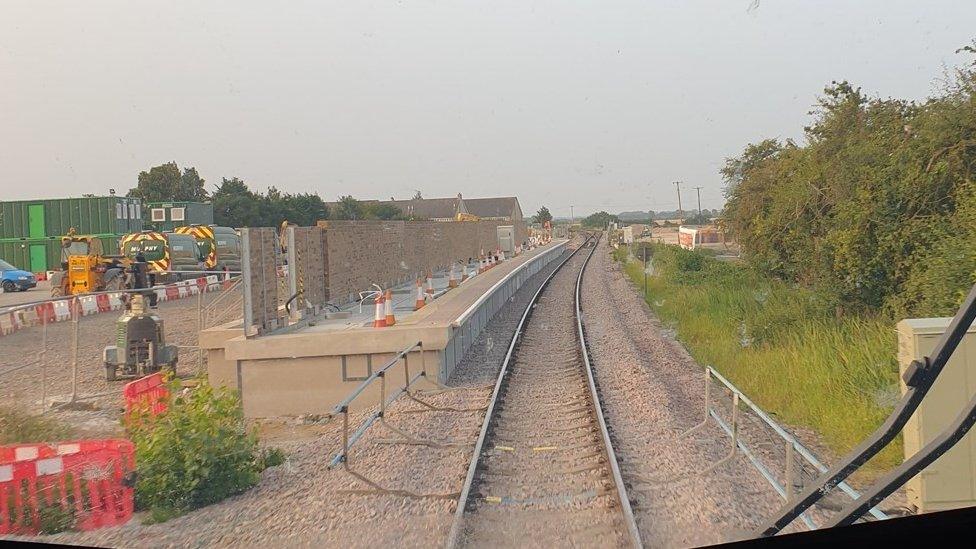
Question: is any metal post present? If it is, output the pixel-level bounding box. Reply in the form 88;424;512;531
379;371;386;417
342;408;350;470
420;341;427;377
70;297;79;403
643;246;648;297
784;441;795;501
404;351;411;389
197;287;204;374
41;310;48;409
730;392;739;451
704;369;711;421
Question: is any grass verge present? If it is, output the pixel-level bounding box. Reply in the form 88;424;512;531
613;243;902;473
0;406;76;445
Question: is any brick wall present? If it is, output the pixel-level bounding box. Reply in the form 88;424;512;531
319;220;527;304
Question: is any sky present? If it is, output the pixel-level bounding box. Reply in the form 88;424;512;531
2;1;974;218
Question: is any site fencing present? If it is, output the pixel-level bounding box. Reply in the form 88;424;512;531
0;276;241;417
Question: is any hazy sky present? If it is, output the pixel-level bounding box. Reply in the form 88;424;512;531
2;1;974;217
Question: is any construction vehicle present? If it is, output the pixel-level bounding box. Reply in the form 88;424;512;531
120;231;204;283
174;224;242;273
49;228;130;297
103;292;178;381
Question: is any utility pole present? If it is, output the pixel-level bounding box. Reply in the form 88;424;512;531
693;186;703;216
570;205;575;225
673;181;683;222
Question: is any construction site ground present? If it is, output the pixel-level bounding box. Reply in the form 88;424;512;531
0;290;225;438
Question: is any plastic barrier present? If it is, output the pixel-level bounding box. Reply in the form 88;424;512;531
79;296;98;316
122;373;169;418
95;294;111;313
34;303;55;324
52;300;71;321
0;439;135;535
108;293;124;311
0;312;21;335
195;277;208;293
164;286;179;301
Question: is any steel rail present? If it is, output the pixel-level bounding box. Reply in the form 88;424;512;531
575;234;643;548
445;234;641;548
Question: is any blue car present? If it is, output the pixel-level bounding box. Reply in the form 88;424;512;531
0;259;37;292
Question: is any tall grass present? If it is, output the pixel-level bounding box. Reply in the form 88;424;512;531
617;244;902;472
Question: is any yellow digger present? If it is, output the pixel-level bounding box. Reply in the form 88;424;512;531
49;228;130;297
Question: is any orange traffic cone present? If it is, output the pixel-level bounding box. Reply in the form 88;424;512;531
461;261;470;281
414;279;426;310
384;289;396;326
449;263;459;288
373;293;387;328
425;270;435;295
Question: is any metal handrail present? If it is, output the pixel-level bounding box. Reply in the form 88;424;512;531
705;367;887;522
328;341;427;468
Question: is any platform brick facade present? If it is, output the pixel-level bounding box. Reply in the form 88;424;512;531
319;220;527;304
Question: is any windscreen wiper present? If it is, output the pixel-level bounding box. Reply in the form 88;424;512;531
755;283;976;536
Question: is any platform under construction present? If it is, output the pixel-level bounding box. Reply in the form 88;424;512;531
202;239;566;417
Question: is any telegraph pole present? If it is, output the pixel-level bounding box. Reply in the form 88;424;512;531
673;181;683;222
570;205;575;225
693;186;703;216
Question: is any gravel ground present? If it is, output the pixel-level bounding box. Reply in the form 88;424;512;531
456;243;630;548
0;289;236;437
21;245;576;547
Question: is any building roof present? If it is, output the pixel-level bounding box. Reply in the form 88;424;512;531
463;197;522;220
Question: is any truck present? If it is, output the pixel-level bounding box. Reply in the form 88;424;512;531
119;231;204;283
173;225;241;273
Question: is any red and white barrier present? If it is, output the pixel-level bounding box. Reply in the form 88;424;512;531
79;295;98;316
0;276;232;338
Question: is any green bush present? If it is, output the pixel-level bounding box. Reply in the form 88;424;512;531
722;47;976;318
127;380;265;521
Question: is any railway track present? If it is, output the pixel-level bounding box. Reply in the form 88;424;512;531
446;234;642;548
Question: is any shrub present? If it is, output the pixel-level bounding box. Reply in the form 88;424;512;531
126;380;264;521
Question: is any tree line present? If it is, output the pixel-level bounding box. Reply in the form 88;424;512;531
126;163;405;227
722;42;976;318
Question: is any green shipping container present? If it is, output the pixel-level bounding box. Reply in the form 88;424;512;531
0;235;122;273
145;201;214;232
0;196;145;239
